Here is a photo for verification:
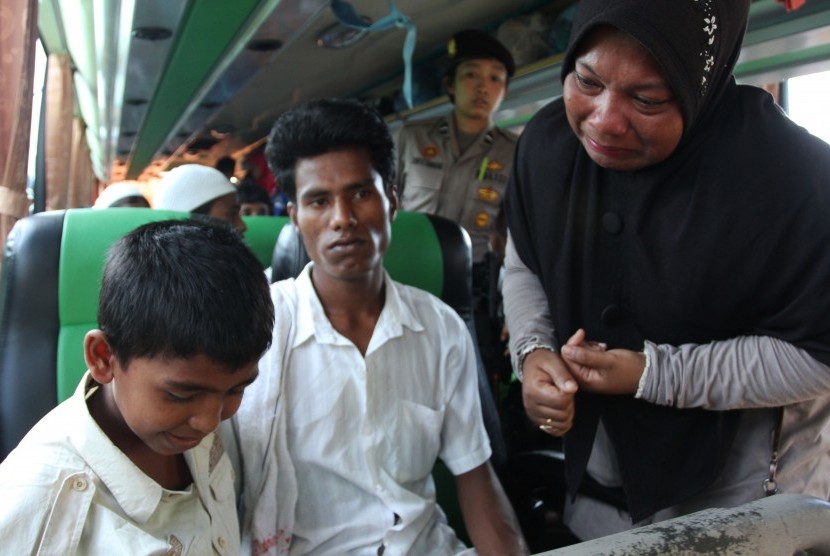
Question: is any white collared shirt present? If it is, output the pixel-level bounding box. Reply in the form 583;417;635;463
238;264;490;555
0;372;240;555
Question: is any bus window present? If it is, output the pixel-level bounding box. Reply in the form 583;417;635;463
786;70;830;144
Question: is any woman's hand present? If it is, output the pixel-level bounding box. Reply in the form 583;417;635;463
560;329;646;395
522;349;578;436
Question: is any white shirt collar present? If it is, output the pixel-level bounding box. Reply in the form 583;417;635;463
70;373;165;523
292;263;424;354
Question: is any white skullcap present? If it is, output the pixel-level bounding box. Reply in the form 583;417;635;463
153;164;236;212
93;181;147;208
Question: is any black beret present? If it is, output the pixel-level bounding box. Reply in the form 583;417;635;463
447;29;516;77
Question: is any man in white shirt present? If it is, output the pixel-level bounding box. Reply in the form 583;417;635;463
236;99;527;555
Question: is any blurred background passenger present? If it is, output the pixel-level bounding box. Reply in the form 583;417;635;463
153;164;246;233
92;182;150;209
215;156;237;180
237;181;273;217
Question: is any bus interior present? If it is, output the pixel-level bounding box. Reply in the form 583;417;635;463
2;0;830;553
29;0;830;193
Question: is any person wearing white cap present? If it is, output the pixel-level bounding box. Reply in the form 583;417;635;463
153;164;246;232
92;182;150;209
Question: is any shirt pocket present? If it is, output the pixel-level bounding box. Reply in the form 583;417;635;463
79;511;172;554
381;400;444;483
401;166;443;213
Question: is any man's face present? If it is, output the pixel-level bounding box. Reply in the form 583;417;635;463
208;192;247;233
448;59;508;123
287;147;396;285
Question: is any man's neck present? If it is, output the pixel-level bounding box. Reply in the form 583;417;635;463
310;269;385;356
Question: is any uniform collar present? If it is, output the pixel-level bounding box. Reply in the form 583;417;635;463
437;114;496;151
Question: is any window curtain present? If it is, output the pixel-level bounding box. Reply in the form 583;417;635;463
0;0;38;263
44;53;96;210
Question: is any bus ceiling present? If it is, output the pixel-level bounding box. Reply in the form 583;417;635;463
36;0;830;184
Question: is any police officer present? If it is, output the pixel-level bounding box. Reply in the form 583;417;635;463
395;29;516;267
395;29;517;402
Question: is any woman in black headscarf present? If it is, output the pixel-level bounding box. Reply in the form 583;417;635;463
503;0;830;539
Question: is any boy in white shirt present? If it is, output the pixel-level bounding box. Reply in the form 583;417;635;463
0;218;273;554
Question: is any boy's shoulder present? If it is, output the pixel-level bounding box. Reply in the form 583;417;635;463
0;398;97;551
1;394;90;475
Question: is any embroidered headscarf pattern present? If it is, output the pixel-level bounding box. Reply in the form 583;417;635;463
693;0;718;97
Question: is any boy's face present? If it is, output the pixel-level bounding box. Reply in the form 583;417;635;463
85;331;258;456
287;147;397;285
240;201;271;216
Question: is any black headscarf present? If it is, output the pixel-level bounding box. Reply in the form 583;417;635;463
505;0;830;521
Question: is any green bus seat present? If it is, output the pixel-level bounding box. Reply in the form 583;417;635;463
0;209;289;460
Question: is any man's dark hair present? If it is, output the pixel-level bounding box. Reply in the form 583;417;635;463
265;98;396;202
98;218;274;369
237;182;273;208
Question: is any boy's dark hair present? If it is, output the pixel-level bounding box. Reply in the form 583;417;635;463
98;219;274;369
265;98;396;202
237;182;273;208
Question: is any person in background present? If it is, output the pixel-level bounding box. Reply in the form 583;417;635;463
215;156;237;180
237;181;274;217
154;164;246;233
395;28;518;410
92;181;150;208
503;0;830;541
235;98;527;556
0;218;274;553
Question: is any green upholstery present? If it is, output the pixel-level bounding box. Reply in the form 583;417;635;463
271;211;447;296
56;209;188;400
383;212;444;297
54;212;291;401
242;215;290;268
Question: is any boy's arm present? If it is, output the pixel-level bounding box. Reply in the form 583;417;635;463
455;461;528;556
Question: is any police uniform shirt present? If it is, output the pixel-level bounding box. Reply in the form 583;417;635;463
395;115;517;263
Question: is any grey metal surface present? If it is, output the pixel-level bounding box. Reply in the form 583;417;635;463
536;494;830;556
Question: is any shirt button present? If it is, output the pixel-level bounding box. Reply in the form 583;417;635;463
72;478;88;491
217;537;226;548
601;304;621;325
602;212;623;235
